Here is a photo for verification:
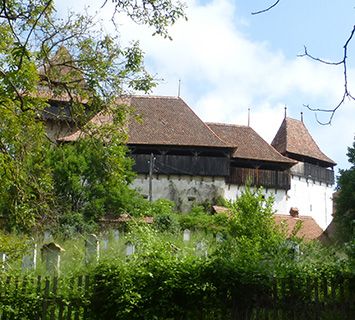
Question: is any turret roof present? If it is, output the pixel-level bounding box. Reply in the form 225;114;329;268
271;117;336;166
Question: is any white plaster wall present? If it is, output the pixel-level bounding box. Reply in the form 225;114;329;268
223;185;288;214
131;173;334;230
131;174;225;212
288;176;334;230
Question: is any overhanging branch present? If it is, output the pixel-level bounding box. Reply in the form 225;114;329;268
301;25;355;124
251;0;281;15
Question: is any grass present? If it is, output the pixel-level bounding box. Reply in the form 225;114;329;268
0;225;221;276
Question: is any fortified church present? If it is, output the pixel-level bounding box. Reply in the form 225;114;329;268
57;95;336;231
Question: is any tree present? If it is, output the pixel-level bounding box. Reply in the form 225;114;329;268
335;138;355;242
0;0;185;232
50;136;136;224
223;186;286;268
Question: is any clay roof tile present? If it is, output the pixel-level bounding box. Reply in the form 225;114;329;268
207;123;295;165
271;117;336;166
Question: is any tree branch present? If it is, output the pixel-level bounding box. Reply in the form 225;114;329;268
0;69;27;111
18;1;53;69
301;25;355;124
251;0;281;15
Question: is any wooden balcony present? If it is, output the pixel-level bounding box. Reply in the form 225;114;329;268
290;162;334;185
131;154;230;177
226;167;291;190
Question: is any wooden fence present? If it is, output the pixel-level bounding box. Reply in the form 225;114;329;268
229;275;355;320
0;275;90;320
0;274;353;319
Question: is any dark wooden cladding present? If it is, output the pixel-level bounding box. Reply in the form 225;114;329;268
226;167;291;190
131;154;230;176
291;162;334;185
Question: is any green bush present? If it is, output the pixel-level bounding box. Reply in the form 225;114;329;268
153;213;180;233
177;205;229;234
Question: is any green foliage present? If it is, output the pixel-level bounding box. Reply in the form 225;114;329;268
177;209;229;234
227;186;279;242
345;239;355;271
153;209;180;233
89;224;219;319
88;224;351;319
111;0;187;39
205;186;288;277
0;0;186;232
0;231;29;262
0;223;352;318
0;106;54;232
335;137;355;242
50;136;134;221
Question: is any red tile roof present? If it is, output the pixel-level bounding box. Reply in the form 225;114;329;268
207;123;295;165
60;96;229;149
274;214;324;240
128;96;228;148
271;117;336;166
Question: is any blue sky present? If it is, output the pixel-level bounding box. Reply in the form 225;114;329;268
57;0;355;172
235;1;354;59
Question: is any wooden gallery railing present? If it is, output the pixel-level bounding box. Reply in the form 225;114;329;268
226;167;291;190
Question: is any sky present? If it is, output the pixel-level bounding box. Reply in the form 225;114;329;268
56;0;355;172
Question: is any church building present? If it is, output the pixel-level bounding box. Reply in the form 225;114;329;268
58;95;336;230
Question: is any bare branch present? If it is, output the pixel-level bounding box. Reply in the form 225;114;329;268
301;25;355;124
298;46;343;65
251;0;281;15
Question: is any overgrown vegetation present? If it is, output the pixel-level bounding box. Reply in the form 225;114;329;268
1;1;353;318
0;187;353;318
0;0;185;233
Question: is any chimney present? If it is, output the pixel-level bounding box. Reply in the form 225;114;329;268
289;207;299;218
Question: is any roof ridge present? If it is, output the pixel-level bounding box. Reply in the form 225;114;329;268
206;122;249;128
274;213;315;220
132;95;180;100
